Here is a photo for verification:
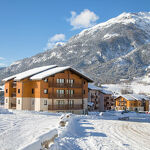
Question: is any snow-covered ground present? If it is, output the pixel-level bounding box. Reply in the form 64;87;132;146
52;111;150;150
1;108;150;150
102;73;150;96
102;82;150;96
0;108;60;150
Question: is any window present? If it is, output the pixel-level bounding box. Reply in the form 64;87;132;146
57;100;64;105
66;90;74;95
84;81;86;84
44;78;48;82
44;89;48;94
18;99;20;104
69;100;74;107
5;99;7;103
67;79;74;84
18;89;20;94
44;100;47;105
31;99;34;105
57;79;65;84
83;90;85;95
6;89;8;93
57;89;65;94
32;88;34;94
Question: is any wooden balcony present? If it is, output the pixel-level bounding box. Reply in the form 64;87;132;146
48;82;82;88
91;95;98;98
11;93;16;97
11;103;16;109
12;82;16;88
48;104;83;110
48;94;82;99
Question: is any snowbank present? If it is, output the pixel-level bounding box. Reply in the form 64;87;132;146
51;111;150;150
23;129;58;150
0;111;60;150
0;107;13;114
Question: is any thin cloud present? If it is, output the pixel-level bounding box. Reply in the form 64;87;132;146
68;9;99;30
0;63;6;67
0;57;5;60
45;34;66;50
50;34;65;42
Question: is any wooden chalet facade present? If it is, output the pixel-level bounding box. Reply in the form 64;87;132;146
3;65;93;114
115;94;149;112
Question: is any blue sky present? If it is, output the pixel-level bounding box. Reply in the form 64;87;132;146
0;0;150;67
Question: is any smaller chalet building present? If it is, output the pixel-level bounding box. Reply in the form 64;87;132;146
3;65;93;114
88;84;114;111
115;94;149;111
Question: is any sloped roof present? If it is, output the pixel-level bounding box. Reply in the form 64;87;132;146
2;75;16;82
116;94;149;101
131;94;150;101
88;83;113;95
3;65;57;82
88;83;101;90
30;66;93;82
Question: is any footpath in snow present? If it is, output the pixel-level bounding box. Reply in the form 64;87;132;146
52;112;150;150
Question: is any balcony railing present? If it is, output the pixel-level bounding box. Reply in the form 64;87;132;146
91;95;98;98
12;82;16;88
48;82;82;88
48;104;83;110
11;93;16;97
11;103;16;108
48;94;82;99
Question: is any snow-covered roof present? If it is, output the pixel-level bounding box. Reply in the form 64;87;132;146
116;94;150;101
121;95;136;101
3;65;57;82
100;89;113;95
131;94;150;101
31;66;69;80
88;102;94;107
30;66;93;82
2;75;16;82
88;83;113;95
88;83;101;90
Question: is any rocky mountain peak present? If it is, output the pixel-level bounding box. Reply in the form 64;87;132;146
1;12;150;84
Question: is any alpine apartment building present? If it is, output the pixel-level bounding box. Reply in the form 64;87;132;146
3;65;93;114
115;94;149;111
88;83;114;111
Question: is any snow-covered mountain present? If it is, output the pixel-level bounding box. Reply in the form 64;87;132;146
1;12;150;83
